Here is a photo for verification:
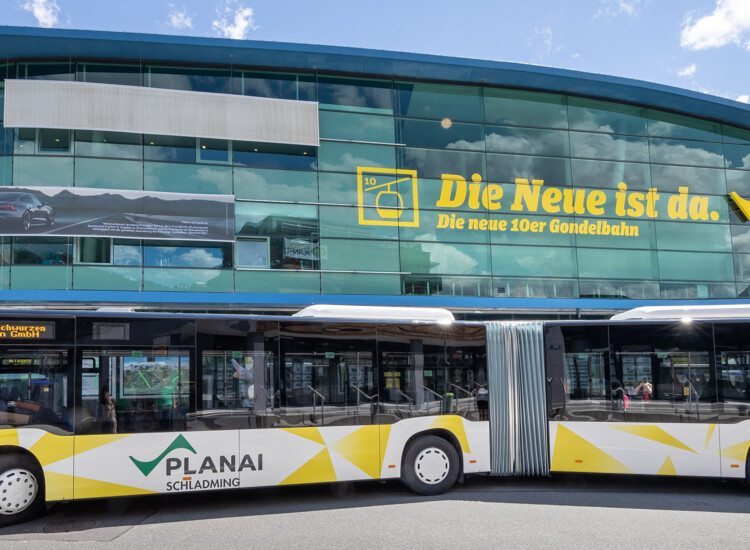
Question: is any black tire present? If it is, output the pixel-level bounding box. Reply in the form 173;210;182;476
21;211;31;231
47;212;54;226
401;435;459;496
0;454;45;527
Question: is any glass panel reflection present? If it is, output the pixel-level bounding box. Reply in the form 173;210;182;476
483;88;567;128
395;82;482;122
485;126;569;157
491;244;576;277
398;118;483;150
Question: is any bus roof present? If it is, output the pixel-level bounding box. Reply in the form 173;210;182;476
611;304;750;321
293;305;455;323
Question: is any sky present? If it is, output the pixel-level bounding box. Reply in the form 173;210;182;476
1;0;749;104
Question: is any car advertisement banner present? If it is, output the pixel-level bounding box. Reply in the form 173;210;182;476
0;187;235;241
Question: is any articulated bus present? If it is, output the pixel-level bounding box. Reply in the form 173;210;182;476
1;305;749;525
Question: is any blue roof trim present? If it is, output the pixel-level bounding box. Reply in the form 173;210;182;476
0;26;748;129
1;289;749;312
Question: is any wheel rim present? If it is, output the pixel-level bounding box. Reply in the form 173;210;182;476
413;447;451;485
0;468;38;516
22;214;30;230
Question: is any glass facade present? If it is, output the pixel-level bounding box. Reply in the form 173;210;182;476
1;51;750;309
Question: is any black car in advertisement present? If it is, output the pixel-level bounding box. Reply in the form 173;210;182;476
0;192;55;230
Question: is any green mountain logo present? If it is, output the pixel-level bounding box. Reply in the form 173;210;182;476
129;434;197;476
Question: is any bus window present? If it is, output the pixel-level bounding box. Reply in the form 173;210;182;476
378;324;485;421
714;322;750;421
79;349;192;434
0;349;72;433
610;323;717;423
279;322;377;426
549;325;611;421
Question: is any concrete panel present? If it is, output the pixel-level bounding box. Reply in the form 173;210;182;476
3;79;319;146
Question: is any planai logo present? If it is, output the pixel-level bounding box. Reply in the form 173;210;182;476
129;434;197;476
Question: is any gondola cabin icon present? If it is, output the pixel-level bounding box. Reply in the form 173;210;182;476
357;167;419;227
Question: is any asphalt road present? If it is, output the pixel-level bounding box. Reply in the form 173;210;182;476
2;474;750;549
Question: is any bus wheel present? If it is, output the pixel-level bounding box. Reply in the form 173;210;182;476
0;455;45;526
402;435;459;496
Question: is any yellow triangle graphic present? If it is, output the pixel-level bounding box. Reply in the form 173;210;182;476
43;471;74;501
428;415;471;454
551;425;634;474
74;434;133;456
332;426;380;479
0;429;19;447
730;192;750;221
281;427;325;446
74;475;158;499
29;432;75;466
379;424;392;470
658;456;677;476
612;425;695;453
704;424;716;451
280;447;337;485
716;440;750;462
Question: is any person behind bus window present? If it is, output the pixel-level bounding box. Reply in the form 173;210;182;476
635;377;653;402
100;385;117;434
473;384;489;421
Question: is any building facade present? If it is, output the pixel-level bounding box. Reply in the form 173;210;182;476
1;26;750;316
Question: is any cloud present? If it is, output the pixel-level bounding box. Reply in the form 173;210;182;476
20;0;60;28
595;0;646;20
525;25;553;60
212;0;258;40
681;0;750;50
676;63;697;77
168;4;193;30
737;94;750;103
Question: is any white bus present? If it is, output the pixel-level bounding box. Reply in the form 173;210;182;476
0;306;748;525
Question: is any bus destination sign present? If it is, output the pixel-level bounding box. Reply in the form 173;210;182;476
0;322;55;340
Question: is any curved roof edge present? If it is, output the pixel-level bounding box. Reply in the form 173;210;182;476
0;25;748;129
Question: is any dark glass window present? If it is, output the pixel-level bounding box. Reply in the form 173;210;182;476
233;141;317;171
0;346;74;433
12;237;71;265
78;63;141;86
194;319;279;430
75;130;142;159
395;82;482;122
234;71;315;101
198;138;229;163
79;348;192;434
377;324;486;421
279;322;378;425
318;76;393;114
546;325;610;421
77;238;111;264
145;135;196;163
38;129;71;153
609;323;717;423
147;66;231;94
17;63;73;81
714;322;750;422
